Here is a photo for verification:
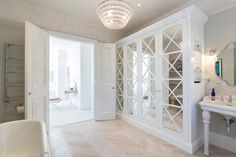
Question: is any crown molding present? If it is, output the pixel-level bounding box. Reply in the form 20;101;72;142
196;0;236;17
209;4;236;16
123;0;199;35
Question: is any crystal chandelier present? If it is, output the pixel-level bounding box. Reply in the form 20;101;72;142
97;0;133;30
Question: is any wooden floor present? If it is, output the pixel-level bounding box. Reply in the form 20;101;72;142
49;119;235;157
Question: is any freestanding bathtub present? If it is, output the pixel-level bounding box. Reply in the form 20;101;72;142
0;120;50;157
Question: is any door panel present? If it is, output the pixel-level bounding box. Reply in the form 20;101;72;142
116;47;124;112
126;43;138;116
141;35;157;122
32;98;45;120
25;21;49;128
161;24;184;133
94;43;116;120
115;21;186;136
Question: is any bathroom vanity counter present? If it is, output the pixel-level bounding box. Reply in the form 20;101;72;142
199;96;236;156
200;97;236;117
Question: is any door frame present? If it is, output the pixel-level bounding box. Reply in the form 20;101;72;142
47;30;97;128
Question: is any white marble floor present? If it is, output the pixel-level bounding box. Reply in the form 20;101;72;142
49;119;236;157
49;101;93;128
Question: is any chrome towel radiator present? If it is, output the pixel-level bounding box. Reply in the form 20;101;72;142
5;43;24;103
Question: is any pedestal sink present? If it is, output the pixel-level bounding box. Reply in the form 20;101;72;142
199;96;236;156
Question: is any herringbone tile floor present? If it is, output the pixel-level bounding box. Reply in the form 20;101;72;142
49;119;236;157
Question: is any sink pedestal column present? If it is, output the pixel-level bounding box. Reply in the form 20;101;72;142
202;110;211;156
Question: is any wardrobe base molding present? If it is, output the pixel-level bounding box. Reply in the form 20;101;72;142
117;114;202;154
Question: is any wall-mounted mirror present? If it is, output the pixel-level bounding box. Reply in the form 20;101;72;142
215;42;236;86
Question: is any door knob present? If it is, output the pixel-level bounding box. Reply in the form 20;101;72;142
28;92;31;95
112;87;115;89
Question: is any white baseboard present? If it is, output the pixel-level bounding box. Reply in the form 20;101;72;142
210;132;236;154
117;114;236;154
117;114;196;154
192;136;204;153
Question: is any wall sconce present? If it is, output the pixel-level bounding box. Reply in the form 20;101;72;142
207;49;217;62
195;44;200;51
208;49;216;56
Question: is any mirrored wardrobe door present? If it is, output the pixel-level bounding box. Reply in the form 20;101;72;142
126;43;138;116
116;47;124;112
161;24;184;133
141;35;157;122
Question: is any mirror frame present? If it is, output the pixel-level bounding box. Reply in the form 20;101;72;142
215;42;236;86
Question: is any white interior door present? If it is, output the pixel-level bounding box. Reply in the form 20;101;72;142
25;21;49;128
94;43;116;120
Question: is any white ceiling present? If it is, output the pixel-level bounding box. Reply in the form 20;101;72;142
6;0;236;34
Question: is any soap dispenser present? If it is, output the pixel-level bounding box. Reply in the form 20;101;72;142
211;88;216;101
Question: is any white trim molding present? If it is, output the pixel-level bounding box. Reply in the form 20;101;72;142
117;114;202;154
210;132;236;154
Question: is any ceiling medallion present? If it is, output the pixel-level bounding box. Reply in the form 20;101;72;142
97;0;133;30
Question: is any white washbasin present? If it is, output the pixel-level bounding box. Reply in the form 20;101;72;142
199;96;236;156
200;96;236;117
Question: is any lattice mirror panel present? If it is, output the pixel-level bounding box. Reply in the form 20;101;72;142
116;47;124;112
126;43;138;116
141;36;156;122
162;25;183;133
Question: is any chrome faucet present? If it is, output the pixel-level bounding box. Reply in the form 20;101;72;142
229;95;232;102
228;95;233;106
221;95;224;101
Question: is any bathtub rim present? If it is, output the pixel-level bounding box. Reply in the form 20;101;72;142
0;120;51;157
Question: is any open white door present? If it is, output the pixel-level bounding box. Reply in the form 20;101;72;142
25;21;49;128
94;43;116;120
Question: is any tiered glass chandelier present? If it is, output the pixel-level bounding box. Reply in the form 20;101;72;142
97;0;133;30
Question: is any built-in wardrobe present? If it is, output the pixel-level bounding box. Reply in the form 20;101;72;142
115;6;208;153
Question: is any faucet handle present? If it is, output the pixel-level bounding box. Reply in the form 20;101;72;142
228;95;232;103
221;95;224;101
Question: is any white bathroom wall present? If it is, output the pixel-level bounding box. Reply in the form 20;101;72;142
80;43;93;110
204;6;236;150
50;36;93;110
49;36;81;104
57;51;69;99
66;44;81;108
0;19;24;123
